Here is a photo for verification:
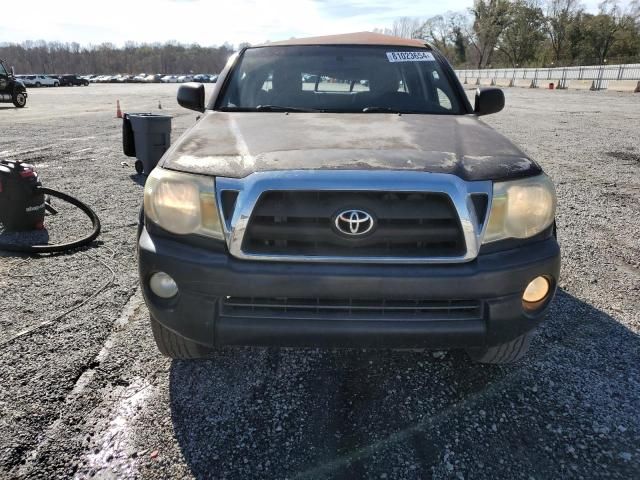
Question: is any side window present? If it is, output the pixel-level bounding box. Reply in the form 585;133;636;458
261;72;272;92
314;76;369;93
302;74;319;91
424;66;457;111
0;63;7;76
316;76;351;93
436;88;453;110
352;80;369;92
262;72;310;91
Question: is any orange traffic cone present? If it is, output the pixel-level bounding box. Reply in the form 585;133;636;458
116;100;122;118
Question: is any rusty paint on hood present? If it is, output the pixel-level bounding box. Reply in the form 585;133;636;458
161;111;541;182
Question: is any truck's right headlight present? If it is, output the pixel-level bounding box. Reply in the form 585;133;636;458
144;167;223;239
483;174;556;243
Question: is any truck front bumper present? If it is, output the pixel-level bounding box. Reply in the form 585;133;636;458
138;228;560;349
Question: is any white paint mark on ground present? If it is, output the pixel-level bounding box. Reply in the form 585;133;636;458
83;378;156;478
15;291;144;477
0;137;97;159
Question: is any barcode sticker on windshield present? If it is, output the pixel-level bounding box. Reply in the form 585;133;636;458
386;51;435;62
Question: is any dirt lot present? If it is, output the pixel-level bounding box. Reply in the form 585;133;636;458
0;84;639;479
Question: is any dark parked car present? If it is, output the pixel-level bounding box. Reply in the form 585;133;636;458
138;32;560;364
59;74;89;86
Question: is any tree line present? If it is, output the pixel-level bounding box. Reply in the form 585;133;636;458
2;1;639;74
0;41;235;75
377;0;640;68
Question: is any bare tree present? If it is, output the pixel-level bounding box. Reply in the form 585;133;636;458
497;0;546;66
390;17;424;38
379;0;640;67
545;0;583;62
418;12;470;63
468;0;512;68
581;0;640;63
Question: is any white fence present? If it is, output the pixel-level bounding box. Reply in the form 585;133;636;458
454;63;640;89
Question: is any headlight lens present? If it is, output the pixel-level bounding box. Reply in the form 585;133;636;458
483;174;556;243
144;167;223;239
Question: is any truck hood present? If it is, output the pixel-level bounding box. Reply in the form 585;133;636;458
161;111;540;181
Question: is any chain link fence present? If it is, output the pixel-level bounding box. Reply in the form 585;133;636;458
454;63;640;89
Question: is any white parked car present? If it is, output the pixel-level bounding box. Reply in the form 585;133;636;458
20;75;59;87
177;75;193;83
161;75;178;83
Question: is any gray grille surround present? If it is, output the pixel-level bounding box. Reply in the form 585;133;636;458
215;170;492;264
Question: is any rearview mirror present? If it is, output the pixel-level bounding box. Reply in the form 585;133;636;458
177;82;205;112
474;87;504;116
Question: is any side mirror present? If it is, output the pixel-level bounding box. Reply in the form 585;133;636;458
177;82;205;112
10;66;15;76
474;87;504;116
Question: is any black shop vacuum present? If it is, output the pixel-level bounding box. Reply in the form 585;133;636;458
0;159;100;253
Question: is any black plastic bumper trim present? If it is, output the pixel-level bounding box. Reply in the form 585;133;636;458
138;228;560;349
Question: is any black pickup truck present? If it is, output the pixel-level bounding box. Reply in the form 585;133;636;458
137;32;560;364
0;59;27;108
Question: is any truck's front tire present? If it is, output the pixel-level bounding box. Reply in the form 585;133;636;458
12;92;26;108
150;315;214;359
466;331;533;364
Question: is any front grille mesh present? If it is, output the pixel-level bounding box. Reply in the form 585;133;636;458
220;297;482;321
241;191;465;258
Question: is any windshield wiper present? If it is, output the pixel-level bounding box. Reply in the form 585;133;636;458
256;104;320;113
362;106;424;114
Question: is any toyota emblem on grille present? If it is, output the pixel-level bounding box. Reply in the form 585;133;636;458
334;209;375;236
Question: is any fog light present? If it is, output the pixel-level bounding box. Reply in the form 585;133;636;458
523;276;550;304
149;272;178;299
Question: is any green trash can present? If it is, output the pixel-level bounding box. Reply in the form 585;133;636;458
126;113;172;174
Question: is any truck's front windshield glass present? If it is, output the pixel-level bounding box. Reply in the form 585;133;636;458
217;45;461;114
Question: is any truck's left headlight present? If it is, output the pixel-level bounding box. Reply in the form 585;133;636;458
144;167;223;239
483;174;556;244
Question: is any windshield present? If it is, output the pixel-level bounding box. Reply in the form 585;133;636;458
217;45;462;114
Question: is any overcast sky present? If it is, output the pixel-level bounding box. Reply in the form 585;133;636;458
0;0;617;47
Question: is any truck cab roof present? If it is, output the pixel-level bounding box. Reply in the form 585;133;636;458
257;31;430;48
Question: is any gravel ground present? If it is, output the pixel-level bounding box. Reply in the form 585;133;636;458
0;85;639;479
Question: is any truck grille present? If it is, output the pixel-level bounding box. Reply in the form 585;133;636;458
241;191;465;258
221;297;482;321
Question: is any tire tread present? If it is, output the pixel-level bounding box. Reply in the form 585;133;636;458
467;331;533;364
150;316;213;359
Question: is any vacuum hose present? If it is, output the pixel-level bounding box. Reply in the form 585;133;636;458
0;187;101;254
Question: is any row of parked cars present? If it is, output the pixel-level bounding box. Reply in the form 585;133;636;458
15;73;218;88
89;73;218;83
15;74;89;87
